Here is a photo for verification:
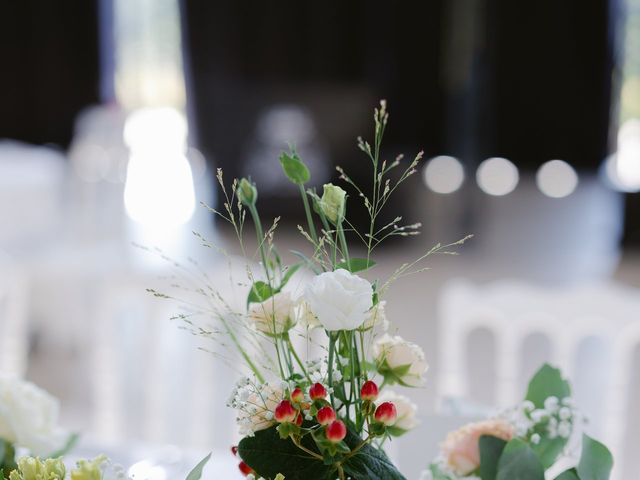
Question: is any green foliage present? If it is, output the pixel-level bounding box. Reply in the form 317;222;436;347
525;364;571;408
495;439;545;480
479;435;507;480
238;426;406;480
555;470;580;480
576;435;613;480
279;152;310;185
335;258;376;273
185;452;212;480
525;364;572;468
247;281;275;305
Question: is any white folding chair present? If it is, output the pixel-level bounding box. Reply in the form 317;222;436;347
437;279;640;479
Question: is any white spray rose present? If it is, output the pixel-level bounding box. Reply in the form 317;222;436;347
373;334;428;387
304;269;373;331
297;300;321;329
248;291;297;336
360;301;389;331
0;375;68;456
376;390;419;434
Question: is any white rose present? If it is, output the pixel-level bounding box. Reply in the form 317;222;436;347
372;334;428;387
0;375;68;456
360;301;389;331
304;269;373;331
297;301;321;329
376;390;419;433
248;291;297;336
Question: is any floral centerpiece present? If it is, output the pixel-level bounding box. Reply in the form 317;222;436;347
148;100;469;479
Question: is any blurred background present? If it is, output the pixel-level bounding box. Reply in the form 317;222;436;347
0;0;639;478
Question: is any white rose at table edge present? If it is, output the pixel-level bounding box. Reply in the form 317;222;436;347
0;375;69;457
372;334;428;387
304;269;373;331
247;291;297;336
375;390;419;434
441;419;515;476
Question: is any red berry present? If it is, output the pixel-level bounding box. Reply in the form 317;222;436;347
374;402;397;426
316;406;336;426
274;399;297;423
291;387;304;403
295;412;304;426
231;445;238;456
326;420;347;443
309;383;327;401
360;380;379;401
238;461;253;476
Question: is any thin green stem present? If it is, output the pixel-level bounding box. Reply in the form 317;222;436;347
328;332;337;408
285;334;309;380
299;185;318;243
338;222;350;266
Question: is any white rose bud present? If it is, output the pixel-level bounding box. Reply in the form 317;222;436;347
0;374;68;456
360;300;389;331
248;291;297;336
319;183;347;225
304;269;373;331
373;334;428;387
376;390;419;434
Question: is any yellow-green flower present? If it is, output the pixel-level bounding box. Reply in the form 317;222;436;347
320;183;346;224
70;455;108;480
8;457;66;480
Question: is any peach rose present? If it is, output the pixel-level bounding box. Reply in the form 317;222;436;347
441;419;515;475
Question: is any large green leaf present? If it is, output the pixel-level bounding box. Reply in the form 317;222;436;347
525;364;571;408
279;152;310;185
479;435;507;480
496;439;545;480
185;452;211;480
576;435;613;480
336;258;376;273
238;426;406;480
555;469;580;480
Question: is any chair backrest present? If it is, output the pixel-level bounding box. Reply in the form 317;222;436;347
437;279;640;479
0;261;30;376
89;267;238;451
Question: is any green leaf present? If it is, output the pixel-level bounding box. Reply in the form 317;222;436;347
496;439;545;480
479;435;507;480
247;281;275;305
238;426;406;480
576;434;613;480
532;436;568;470
185;452;212;480
280;152;310;185
336;258;376;273
555;469;580;480
525;364;571;408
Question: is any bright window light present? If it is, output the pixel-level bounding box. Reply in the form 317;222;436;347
536;160;579;198
476;157;519;196
423;156;465;194
123;108;195;227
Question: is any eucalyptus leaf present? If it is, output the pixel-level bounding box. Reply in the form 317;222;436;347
336;258;377;273
479;435;507;480
280;152;310;185
247;281;275;305
496;439;545;480
185;452;212;480
576;434;613;480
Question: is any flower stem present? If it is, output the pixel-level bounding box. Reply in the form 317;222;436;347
299;185;318;243
328;332;337;407
285;334;309;380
